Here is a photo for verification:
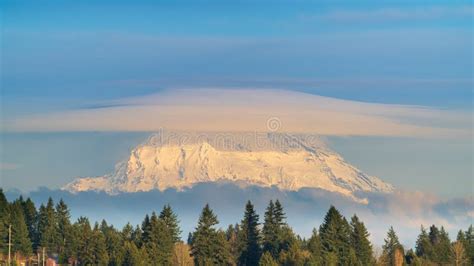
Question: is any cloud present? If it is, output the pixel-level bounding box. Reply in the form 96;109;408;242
4;88;471;137
5;184;473;248
0;162;21;171
2;88;470;138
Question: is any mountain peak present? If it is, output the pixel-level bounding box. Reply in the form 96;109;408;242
63;131;393;200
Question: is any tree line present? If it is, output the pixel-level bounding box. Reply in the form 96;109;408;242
0;189;472;265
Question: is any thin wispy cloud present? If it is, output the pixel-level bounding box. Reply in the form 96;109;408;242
0;162;21;171
3;88;470;138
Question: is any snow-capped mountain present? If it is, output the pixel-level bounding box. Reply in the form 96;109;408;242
63;131;393;200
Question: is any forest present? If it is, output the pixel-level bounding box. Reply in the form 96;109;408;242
0;189;472;266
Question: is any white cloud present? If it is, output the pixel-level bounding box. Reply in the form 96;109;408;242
2;88;471;138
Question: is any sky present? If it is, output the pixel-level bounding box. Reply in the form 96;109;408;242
0;0;473;198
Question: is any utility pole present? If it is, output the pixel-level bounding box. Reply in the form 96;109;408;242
8;224;11;266
42;247;45;266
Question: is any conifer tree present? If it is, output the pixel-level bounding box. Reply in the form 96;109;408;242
226;224;240;261
428;224;440;246
415;225;432;259
132;225;143;247
350;215;373;265
37;198;59;254
123;241;149;266
10;202;33;256
0;189;9;254
238;200;262;266
159;204;182;243
382;226;404;266
141;214;151;244
462;225;474;265
21;197;37;249
91;223;109;265
101;220;124;266
347;248;358;266
146;212;174;265
262;200;279;257
187;232;193;245
306;228;322;265
56;199;72;261
122;222;134;242
215;230;234;265
405;249;422;265
319;206;350;265
262;199;288;259
278;240;307;266
75;216;94;265
191;204;220;265
436;226;452;264
274;200;286;227
0;189;7;213
259;251;278;266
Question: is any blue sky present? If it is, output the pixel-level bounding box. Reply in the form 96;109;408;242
0;1;472;196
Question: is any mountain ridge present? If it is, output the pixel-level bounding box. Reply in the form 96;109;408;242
63;131;394;201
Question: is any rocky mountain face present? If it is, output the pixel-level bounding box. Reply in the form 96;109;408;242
63;131;393;200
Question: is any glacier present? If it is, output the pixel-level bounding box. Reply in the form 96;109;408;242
63;131;393;200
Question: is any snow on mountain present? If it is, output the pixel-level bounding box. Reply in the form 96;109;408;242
63;131;393;201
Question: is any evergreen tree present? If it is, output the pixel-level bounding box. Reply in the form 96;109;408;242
215;230;234;265
274;200;286;227
347;248;358;266
463;225;474;265
306;228;322;265
55;199;72;261
37;198;59;254
123;241;149;266
405;249;422;265
415;225;432;259
278;226;299;256
262;199;288;259
262;200;279;257
91;223;109;265
319;206;350;265
65;220;81;265
123;241;148;266
191;204;220;265
238;200;262;266
278;240;307;266
75;217;94;265
101;220;124;266
428;224;440;247
0;189;7;213
121;222;134;242
141;214;151;244
146;212;174;265
350;215;373;265
436;226;452;264
259;251;278;266
0;189;9;255
10;202;33;256
226;224;240;261
159;204;182;243
187;232;193;245
21;197;37;249
382;226;404;266
132;225;143;247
